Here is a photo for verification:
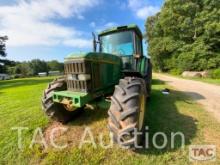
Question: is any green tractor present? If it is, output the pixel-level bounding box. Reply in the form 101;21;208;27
42;24;152;147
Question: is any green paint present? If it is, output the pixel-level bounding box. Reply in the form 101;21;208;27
65;52;121;65
98;24;142;38
53;86;114;108
140;57;148;75
53;91;92;108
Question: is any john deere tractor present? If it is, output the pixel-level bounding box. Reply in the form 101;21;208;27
42;24;152;147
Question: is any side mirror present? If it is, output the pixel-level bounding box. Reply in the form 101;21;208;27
92;32;97;52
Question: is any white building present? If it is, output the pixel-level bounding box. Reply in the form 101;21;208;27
48;71;61;76
0;74;10;80
38;72;47;77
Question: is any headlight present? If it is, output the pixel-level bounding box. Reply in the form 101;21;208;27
78;74;91;81
67;74;77;80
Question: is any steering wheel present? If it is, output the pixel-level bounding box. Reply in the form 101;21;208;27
113;48;126;55
118;49;126;55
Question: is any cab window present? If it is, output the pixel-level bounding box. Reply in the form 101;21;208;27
100;31;134;56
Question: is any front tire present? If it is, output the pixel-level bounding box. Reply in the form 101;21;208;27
108;77;148;148
42;77;83;123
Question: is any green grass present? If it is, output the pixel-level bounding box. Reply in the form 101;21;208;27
0;77;220;164
165;73;220;85
184;77;220;85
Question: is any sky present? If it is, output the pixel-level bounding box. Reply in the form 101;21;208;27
0;0;164;62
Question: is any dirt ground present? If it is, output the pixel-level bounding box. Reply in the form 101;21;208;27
154;73;220;123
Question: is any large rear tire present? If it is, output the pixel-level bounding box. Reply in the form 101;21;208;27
146;61;152;96
42;77;83;123
108;77;148;148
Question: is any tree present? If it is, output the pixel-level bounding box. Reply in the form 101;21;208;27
0;36;8;57
0;36;8;73
47;60;64;72
146;0;220;72
6;66;16;75
0;59;15;73
15;62;33;77
29;59;48;75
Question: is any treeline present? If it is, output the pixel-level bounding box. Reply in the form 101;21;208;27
146;0;220;76
1;59;64;77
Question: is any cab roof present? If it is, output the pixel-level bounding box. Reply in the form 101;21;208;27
98;24;142;38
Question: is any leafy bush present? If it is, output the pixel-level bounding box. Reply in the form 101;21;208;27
169;68;182;75
210;69;220;79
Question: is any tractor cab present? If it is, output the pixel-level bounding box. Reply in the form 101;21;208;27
99;25;143;57
96;24;148;76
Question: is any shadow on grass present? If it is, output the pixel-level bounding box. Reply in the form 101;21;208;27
137;88;197;155
180;91;205;101
68;99;110;126
152;79;165;85
0;77;54;90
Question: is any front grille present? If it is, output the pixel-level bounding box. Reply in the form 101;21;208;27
65;62;89;74
64;61;91;92
66;80;91;92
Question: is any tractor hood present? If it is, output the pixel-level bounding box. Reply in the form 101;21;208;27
53;51;122;109
65;52;121;64
63;51;122;93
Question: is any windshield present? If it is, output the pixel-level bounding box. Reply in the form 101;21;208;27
100;31;134;56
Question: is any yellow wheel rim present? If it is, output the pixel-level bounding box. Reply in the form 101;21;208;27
138;94;146;131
